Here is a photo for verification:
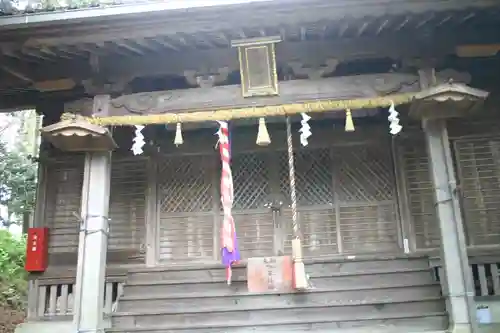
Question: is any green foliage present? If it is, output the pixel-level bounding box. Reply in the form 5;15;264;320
0;230;27;310
0;141;37;224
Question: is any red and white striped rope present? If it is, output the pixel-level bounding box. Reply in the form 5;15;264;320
218;122;234;253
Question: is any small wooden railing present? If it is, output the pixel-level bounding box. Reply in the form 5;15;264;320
29;277;125;319
431;256;500;298
472;262;500;297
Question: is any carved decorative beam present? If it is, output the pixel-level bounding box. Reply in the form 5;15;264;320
62;70;470;126
67;72;423;116
65;92;417;126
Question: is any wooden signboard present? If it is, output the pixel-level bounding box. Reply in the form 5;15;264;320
247;256;293;293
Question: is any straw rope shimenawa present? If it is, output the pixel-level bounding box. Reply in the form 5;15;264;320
60;92;416;126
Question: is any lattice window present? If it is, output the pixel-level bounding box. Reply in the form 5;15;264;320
454;137;500;246
157;155;215;262
333;145;394;202
279;148;334;206
232;152;270;210
158;155;213;213
399;137;440;250
108;157;147;252
44;155;84;254
45;154;149;255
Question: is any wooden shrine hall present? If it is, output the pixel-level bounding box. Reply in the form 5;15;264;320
2;0;500;333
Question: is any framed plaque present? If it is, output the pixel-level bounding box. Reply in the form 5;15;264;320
232;36;281;98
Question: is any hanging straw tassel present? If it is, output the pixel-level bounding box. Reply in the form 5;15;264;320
256;117;271;146
174;122;183;146
344;109;355;132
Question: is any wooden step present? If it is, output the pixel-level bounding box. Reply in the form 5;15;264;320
111;255;445;333
127;255;431;284
123;268;435;297
108;313;448;333
118;284;442;312
111;299;445;329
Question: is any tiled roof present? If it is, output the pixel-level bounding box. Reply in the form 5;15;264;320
2;0;123;15
0;0;267;16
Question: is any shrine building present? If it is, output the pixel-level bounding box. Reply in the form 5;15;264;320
2;1;500;333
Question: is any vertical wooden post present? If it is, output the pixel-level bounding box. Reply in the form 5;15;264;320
330;148;343;254
26;161;47;319
419;68;476;333
391;138;415;253
26;107;52;320
73;151;112;332
73;95;113;333
423;118;476;333
145;156;158;266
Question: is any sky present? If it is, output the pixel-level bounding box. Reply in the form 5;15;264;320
0;113;22;149
0;113;27;236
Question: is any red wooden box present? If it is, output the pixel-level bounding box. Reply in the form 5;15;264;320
25;227;49;272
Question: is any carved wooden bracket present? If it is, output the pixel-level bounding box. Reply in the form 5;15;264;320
82;78;132;95
183;67;230;88
287;58;340;79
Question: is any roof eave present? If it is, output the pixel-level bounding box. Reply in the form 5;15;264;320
0;0;274;29
1;0;499;30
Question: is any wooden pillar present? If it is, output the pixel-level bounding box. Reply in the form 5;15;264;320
423;118;476;333
419;67;476;333
26;102;60;320
73;151;112;332
145;157;158;266
73;95;113;333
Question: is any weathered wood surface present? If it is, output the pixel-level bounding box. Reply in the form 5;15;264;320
30;278;124;320
124;270;436;297
11;37;465;85
113;300;445;327
110;255;447;332
109;316;448;333
8;0;496;46
126;254;431;283
118;285;442;312
65;70;469;117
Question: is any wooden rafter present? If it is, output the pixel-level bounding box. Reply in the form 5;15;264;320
1;65;33;83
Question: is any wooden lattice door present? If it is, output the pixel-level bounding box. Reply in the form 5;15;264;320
278;144;400;257
157;154;216;262
279;148;338;257
333;144;400;253
231;151;285;259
